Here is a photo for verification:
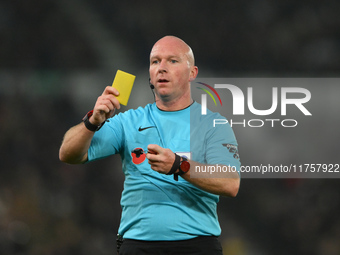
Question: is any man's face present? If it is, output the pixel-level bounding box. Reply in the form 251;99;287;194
149;37;197;102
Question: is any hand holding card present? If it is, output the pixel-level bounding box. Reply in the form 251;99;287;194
111;70;136;106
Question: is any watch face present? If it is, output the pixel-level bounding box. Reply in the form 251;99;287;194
180;160;190;172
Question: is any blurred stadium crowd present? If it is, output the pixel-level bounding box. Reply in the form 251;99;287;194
1;0;340;255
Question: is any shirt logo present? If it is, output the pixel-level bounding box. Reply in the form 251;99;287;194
222;143;240;160
138;126;155;132
131;148;147;164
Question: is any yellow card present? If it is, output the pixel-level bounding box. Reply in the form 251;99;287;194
111;70;136;105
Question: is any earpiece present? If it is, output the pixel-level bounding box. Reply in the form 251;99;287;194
149;78;155;89
149;78;156;102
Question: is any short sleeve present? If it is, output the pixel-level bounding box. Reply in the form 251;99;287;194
87;115;124;162
205;118;241;174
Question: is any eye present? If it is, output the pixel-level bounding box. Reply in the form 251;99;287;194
170;59;178;64
151;60;159;64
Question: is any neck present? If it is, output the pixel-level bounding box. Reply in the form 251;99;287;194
155;95;193;111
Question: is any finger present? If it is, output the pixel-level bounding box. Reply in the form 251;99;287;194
147;144;162;154
148;160;169;175
148;159;156;166
111;96;121;110
97;94;120;112
102;86;120;97
95;100;113;114
146;153;159;162
149;163;159;172
148;161;165;172
99;87;121;110
147;149;157;154
102;97;120;111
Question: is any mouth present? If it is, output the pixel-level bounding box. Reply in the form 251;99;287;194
157;78;169;84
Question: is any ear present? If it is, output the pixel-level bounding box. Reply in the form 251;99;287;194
189;66;199;82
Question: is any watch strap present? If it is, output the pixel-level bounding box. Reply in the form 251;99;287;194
167;153;181;177
83;110;106;132
167;154;190;181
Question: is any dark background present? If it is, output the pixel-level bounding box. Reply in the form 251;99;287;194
1;1;340;254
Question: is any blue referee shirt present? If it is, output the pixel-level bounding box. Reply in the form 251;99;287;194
87;102;240;241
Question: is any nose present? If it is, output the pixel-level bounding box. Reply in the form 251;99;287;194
157;60;167;73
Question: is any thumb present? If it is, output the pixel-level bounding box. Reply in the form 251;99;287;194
147;144;162;154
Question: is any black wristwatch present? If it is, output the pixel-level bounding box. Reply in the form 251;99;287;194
83;110;105;132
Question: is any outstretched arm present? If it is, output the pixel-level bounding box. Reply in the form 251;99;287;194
59;86;120;164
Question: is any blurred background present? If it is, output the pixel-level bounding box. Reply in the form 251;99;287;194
1;0;340;254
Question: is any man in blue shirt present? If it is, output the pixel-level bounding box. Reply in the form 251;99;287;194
59;36;240;255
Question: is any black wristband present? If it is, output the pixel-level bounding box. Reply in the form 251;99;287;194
83;110;106;132
167;153;181;176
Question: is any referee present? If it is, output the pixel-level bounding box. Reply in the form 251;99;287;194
59;36;241;254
